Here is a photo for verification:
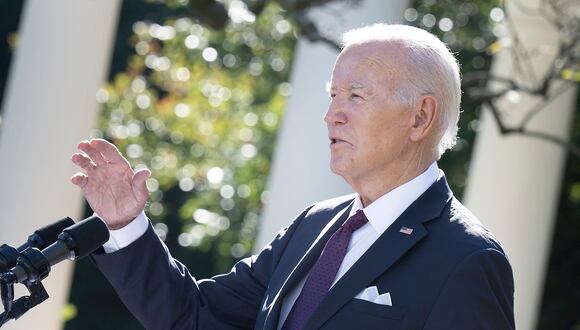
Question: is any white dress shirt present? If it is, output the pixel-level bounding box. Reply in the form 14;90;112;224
101;210;149;253
102;163;440;329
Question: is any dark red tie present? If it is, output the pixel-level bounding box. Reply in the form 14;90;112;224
282;210;369;330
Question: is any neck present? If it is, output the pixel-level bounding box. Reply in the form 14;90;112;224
348;148;435;207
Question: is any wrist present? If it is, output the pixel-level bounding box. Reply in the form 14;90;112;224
108;221;132;230
102;211;149;253
95;212;139;230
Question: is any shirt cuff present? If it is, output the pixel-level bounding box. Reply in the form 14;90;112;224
101;211;149;253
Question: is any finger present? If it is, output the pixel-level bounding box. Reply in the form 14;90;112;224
71;153;96;172
90;139;127;164
78;140;106;165
71;172;88;188
132;168;151;203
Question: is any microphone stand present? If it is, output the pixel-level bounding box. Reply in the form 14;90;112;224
0;215;108;327
0;244;18;327
0;273;49;327
0;241;55;326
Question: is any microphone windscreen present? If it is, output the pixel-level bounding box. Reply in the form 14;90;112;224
33;217;75;249
62;215;110;259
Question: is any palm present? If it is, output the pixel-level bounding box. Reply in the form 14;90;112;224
72;139;150;229
85;163;141;225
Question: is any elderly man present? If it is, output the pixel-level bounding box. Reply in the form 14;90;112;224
72;24;514;329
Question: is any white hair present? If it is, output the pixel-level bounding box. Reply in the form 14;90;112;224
342;24;461;157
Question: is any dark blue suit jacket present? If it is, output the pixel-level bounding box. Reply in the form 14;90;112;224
92;175;515;329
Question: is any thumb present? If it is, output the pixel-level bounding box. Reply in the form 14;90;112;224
132;168;151;203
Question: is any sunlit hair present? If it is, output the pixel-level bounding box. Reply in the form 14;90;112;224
342;24;461;157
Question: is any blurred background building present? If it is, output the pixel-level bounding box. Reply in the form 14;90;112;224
0;0;577;329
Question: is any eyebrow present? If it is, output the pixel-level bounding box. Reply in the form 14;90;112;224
350;83;365;90
327;82;370;92
350;83;373;96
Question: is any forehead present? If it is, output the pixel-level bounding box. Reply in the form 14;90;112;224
330;42;404;87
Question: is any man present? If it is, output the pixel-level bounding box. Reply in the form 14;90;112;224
71;24;514;329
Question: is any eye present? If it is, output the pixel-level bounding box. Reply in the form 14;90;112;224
329;93;336;99
350;93;364;100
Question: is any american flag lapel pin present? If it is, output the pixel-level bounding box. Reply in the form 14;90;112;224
399;226;413;235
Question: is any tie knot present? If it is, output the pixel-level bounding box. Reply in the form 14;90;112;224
344;210;368;232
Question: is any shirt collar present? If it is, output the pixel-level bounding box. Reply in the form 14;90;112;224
349;162;440;234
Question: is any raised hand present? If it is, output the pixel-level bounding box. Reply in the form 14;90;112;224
71;139;151;230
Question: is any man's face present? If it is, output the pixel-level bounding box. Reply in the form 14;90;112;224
325;43;414;185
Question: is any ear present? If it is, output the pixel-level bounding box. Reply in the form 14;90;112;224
409;95;438;142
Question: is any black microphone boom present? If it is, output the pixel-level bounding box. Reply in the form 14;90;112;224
0;217;75;273
0;216;109;327
17;217;75;252
6;215;110;284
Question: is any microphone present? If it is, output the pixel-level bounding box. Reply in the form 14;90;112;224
0;218;75;272
17;218;75;252
3;215;110;284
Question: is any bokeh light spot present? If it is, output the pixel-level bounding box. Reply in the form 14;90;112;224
275;20;291;34
490;8;505;23
422;14;436;28
175;103;191;118
243;112;258;126
438;17;453;32
185;35;200;49
179;177;195;191
404;8;418;22
146;178;159;192
202;47;218;62
207;167;224;184
237;184;251;198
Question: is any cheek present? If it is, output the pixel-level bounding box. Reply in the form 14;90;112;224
361;116;409;154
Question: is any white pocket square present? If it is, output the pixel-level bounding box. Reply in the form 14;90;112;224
354;286;392;306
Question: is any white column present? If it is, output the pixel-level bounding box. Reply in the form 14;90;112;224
0;1;121;329
256;0;409;248
463;1;578;329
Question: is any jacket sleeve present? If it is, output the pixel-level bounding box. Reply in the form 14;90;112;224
91;206;313;330
423;248;515;330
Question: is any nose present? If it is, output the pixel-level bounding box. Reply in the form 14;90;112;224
324;98;347;126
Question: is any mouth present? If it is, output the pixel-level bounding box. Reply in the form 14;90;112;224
330;138;348;146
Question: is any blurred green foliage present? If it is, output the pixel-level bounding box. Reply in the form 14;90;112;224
95;0;296;272
67;1;297;328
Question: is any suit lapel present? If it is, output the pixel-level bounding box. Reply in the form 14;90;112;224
305;213;427;329
305;175;453;329
262;201;354;330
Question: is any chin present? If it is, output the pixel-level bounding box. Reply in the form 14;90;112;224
329;159;347;177
329;160;340;175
